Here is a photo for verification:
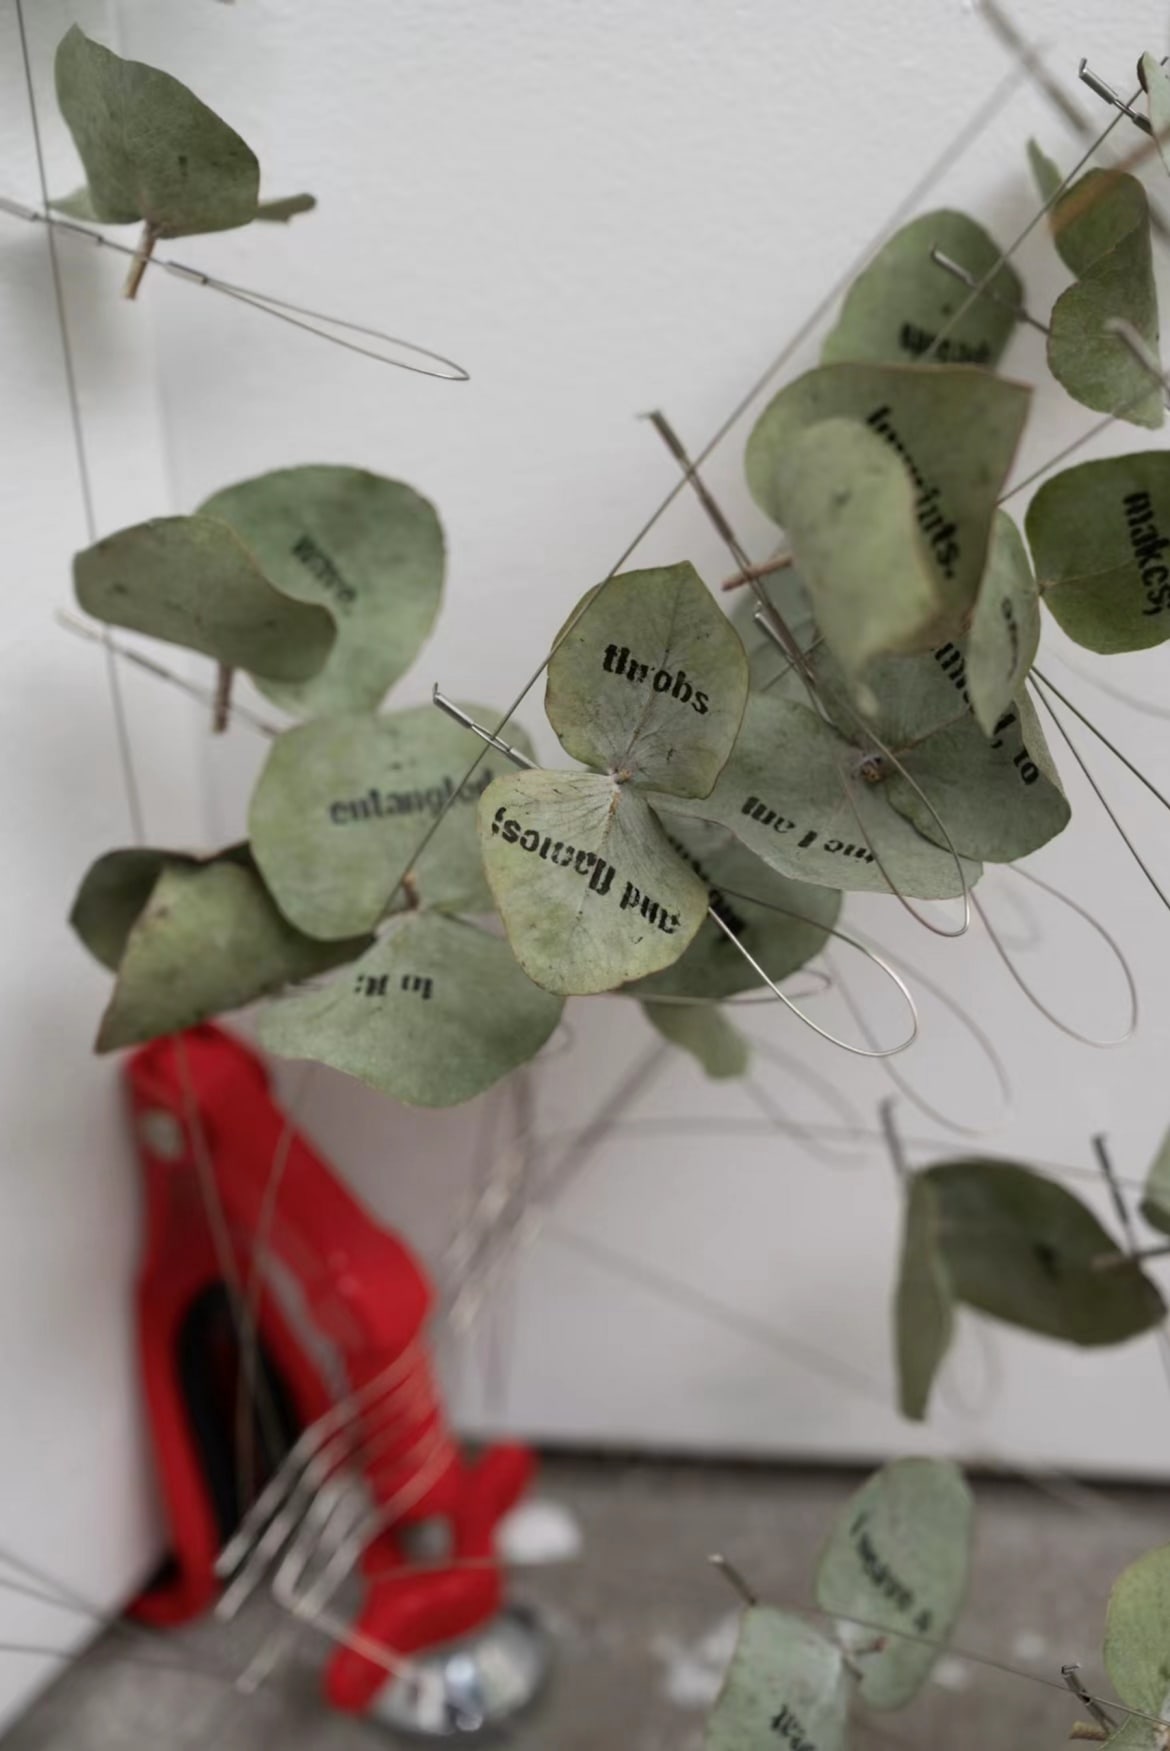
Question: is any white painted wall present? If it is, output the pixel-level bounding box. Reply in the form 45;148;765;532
7;0;1170;1723
0;0;206;1726
116;0;1170;1471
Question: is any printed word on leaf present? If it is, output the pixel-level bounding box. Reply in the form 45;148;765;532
545;562;749;798
249;704;535;940
654;692;979;900
201;467;443;716
479;769;708;995
259;912;562;1108
705;1607;850;1751
746;361;1030;684
822;208;1023;370
1026;453;1170;653
632;823;840;1001
815;1457;973;1710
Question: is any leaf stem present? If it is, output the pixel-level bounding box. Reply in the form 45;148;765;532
720;554;794;592
211;663;234;734
123;222;159;300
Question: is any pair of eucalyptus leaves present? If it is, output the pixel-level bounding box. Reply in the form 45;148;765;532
702;1458;1170;1751
704;1457;973;1750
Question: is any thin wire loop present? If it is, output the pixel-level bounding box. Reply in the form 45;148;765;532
708;905;918;1059
975;867;1138;1049
829;933;1014;1137
0;195;470;381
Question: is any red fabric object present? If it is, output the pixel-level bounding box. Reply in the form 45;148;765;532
123;1025;531;1707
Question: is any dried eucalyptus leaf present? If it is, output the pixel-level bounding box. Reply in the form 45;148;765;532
74;515;335;680
822;209;1023;369
965;513;1040;735
632;824;840;1001
1140;1126;1170;1237
653;693;979;901
545;563;748;798
254;193;317;222
641;1002;750;1078
479;769;707;995
249;705;533;940
1026;452;1170;652
1104;1544;1170;1745
96;855;365;1052
70;846;195;970
55;26;259;237
925;1160;1165;1344
259;912;562;1108
1046;171;1162;429
1141;52;1170;175
50;184;99;220
1027;139;1063;206
894;1172;954;1422
887;688;1070;864
704;1607;849;1751
746;361;1030;645
815;1458;973;1710
200;467;443;715
768;417;944;684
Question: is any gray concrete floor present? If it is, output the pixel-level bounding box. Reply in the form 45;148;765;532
4;1454;1168;1750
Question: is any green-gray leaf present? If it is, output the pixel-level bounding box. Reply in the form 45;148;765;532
1104;1544;1170;1748
653;693;979;901
925;1159;1165;1344
1027;139;1063;207
1140;1126;1170;1238
96;854;365;1052
74;516;336;680
1045;171;1162;430
632;822;840;1001
704;1607;849;1751
258;912;562;1108
200;467;443;715
822;209;1023;370
545;563;748;798
886;687;1070;864
965;513;1040;736
641;1002;750;1078
815;1458;973;1709
746;361;1030;648
254;193;317;223
479;769;707;995
1026;452;1170;652
71;846;195;971
894;1172;954;1422
767;417;946;687
1142;53;1170;176
249;705;533;940
55;26;259;237
50;184;99;221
